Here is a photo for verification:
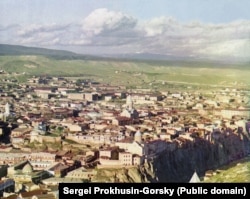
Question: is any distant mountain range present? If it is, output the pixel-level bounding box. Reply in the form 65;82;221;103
103;52;195;61
0;44;75;56
0;44;191;62
0;44;100;60
0;44;248;66
105;52;250;65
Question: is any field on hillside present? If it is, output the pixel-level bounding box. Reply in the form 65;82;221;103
0;55;249;89
203;157;250;182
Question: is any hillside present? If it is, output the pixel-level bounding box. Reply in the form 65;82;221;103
0;44;74;57
0;44;249;88
0;44;102;60
203;157;250;182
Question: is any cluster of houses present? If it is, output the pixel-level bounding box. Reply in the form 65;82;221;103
0;74;249;198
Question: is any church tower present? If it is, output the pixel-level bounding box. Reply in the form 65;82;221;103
126;94;133;111
134;128;142;143
4;103;10;117
121;94;139;119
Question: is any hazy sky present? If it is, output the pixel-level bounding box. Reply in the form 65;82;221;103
0;0;250;61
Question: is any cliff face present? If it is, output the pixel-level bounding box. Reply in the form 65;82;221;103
93;134;250;183
142;134;249;182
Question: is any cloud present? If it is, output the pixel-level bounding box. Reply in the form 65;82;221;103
142;16;180;37
82;8;137;37
17;23;70;37
19;33;61;46
13;23;86;47
134;18;250;60
79;8;140;47
197;39;250;59
18;29;61;46
7;7;139;48
0;8;249;61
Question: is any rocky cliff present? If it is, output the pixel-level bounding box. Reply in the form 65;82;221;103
93;134;250;183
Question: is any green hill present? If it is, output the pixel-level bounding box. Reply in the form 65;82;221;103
0;44;249;88
0;44;103;60
0;44;76;58
203;157;250;182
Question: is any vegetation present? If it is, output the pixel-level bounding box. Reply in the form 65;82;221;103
203;157;250;182
0;54;249;89
0;44;249;89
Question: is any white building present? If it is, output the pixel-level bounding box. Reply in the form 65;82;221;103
4;103;10;117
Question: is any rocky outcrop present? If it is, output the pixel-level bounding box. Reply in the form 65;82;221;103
143;134;249;182
93;134;250;183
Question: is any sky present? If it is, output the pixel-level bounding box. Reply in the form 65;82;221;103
0;0;250;61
